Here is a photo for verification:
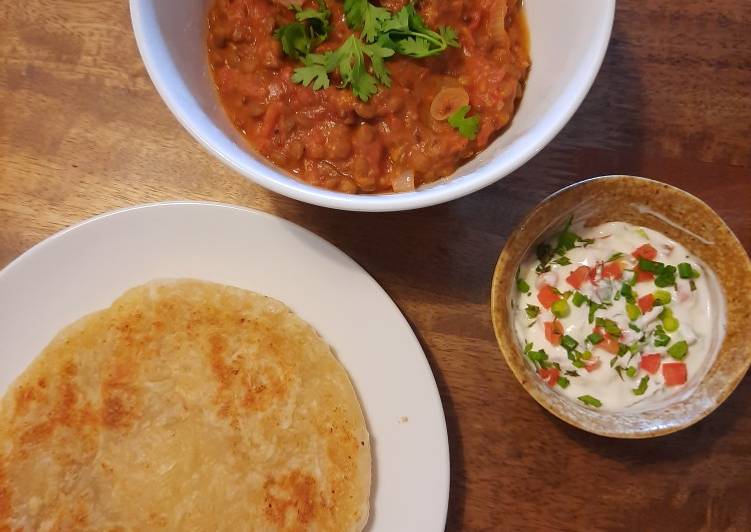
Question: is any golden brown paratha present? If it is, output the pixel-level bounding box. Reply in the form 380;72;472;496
0;280;370;531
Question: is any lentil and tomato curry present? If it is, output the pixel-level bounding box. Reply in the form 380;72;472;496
207;0;530;193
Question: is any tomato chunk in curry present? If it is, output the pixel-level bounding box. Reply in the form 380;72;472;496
207;0;530;193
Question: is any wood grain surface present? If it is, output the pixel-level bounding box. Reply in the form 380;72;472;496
1;1;750;530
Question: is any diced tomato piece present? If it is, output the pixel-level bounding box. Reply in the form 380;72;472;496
537;285;560;309
638;293;655;313
639;353;661;374
635;267;655;283
585;360;601;372
632;243;657;261
566;266;591;289
593;327;620;354
538;367;561;387
601;261;623;280
592;327;619;354
663;362;687;386
544;320;564;346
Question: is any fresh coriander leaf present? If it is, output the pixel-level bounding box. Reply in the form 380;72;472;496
565;370;580;377
448;105;479;140
363;41;395;85
344;0;391;43
292;63;330;90
525;304;540;319
557;377;570;389
439;26;459;47
275;22;313;59
607;252;624;262
553;256;572;266
295;0;330;37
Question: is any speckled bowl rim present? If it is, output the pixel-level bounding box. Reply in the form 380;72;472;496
491;175;751;438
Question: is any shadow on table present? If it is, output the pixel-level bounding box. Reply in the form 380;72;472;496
552;375;751;463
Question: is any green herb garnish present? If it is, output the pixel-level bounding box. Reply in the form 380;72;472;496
561;335;579;351
553;256;572;266
275;0;331;59
578;395;602;408
626;302;641;321
607;252;624;262
448;105;480;140
654;265;677;288
283;0;458;101
572;291;587;308
516;278;530;293
632;376;649;395
587;332;604;344
595;317;622;337
653;325;671;347
638;258;664;274
557;377;570;389
525;304;540;319
678;262;700;279
667;340;688;360
551;299;570;319
626;366;637;378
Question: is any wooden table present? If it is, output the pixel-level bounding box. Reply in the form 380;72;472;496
2;1;750;530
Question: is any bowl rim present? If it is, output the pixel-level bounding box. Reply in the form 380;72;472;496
129;0;616;212
490;174;751;438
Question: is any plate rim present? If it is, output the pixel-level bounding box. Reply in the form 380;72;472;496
0;200;451;530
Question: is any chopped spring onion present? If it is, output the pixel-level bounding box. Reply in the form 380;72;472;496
561;335;579;351
620;283;635;303
551;299;570;318
638;258;664;274
653;326;670;347
626;303;641;321
659;307;680;332
581;350;592;361
667;340;688;360
557;376;570;389
525;304;540;319
607;252;624;262
654;265;677;287
553;256;572;266
572;291;587;308
678;262;699;279
626;366;637;378
653;289;672;306
596;317;622;337
587;332;604;344
632;376;649;395
516;278;530;293
578;395;602;408
628;323;641;332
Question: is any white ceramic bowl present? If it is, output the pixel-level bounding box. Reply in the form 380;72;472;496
130;0;615;211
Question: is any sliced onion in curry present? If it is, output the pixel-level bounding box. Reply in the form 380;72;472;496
392;172;416;193
430;87;470;121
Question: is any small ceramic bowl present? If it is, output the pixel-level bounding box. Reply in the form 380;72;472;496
491;175;751;438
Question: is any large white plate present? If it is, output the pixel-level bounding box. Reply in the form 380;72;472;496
0;202;449;531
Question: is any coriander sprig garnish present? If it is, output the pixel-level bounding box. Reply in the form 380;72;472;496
276;0;460;102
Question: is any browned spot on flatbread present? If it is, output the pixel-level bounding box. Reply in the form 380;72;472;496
0;463;11;523
19;361;97;447
264;470;323;531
